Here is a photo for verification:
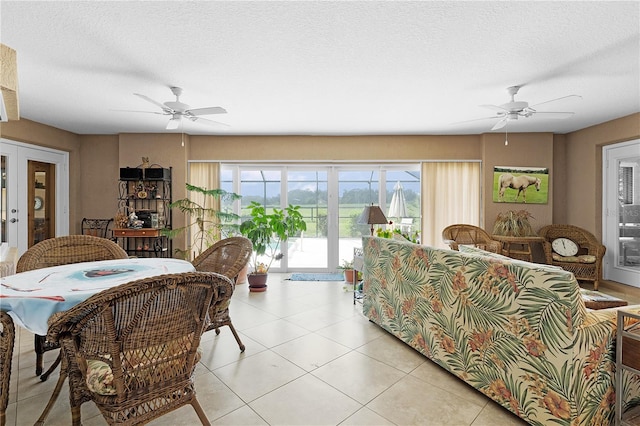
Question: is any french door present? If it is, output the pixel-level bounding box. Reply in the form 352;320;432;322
1;139;69;255
602;139;640;287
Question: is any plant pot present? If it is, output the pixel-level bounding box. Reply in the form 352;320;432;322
236;264;249;285
343;269;357;283
247;273;268;292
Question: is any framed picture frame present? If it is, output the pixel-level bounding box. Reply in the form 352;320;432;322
493;166;549;204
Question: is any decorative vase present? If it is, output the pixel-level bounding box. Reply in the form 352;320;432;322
247;273;268;292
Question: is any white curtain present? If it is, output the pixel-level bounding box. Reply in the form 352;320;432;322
187;162;220;257
421;162;481;248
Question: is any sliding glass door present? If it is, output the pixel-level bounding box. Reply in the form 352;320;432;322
220;164;420;272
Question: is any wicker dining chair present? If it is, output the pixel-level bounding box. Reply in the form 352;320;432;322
442;224;503;254
191;237;252;352
0;312;15;426
43;272;228;426
16;235;128;380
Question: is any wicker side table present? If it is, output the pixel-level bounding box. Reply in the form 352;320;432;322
492;235;544;262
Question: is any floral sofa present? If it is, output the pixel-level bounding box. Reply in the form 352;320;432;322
361;236;640;426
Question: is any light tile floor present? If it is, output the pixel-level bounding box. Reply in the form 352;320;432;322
5;274;639;426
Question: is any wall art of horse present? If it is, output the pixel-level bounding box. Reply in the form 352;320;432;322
498;173;541;203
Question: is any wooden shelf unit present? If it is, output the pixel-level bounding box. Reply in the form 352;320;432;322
115;167;172;258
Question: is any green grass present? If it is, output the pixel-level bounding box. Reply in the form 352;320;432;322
492;172;549;204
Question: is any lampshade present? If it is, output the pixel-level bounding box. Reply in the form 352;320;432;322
358;204;388;236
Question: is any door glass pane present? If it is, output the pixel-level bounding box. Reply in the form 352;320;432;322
240;169;283;270
29;161;55;247
385;170;421;242
618;156;640;269
338;170;380;264
287;170;328;269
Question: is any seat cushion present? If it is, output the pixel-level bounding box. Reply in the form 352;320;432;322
552;253;596;264
85;346;203;396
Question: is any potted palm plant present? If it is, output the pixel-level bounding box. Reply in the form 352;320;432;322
239;201;307;292
161;183;242;260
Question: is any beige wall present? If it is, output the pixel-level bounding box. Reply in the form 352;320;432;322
481;132;555;233
3;113;639;250
564;113;640;239
189;134;481;161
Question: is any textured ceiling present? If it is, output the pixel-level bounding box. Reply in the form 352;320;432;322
1;1;639;136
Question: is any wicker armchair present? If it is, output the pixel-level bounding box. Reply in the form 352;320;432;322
192;237;252;352
0;312;15;426
538;224;606;290
43;272;228;426
16;235;128;380
442;224;503;254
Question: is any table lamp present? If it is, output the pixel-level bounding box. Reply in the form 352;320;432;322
358;204;388;236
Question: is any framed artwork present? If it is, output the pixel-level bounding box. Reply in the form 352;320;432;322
493;166;549;204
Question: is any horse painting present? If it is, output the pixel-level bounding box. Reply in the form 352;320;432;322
498;173;541;203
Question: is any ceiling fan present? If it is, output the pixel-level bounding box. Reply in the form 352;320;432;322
132;86;228;130
461;86;581;131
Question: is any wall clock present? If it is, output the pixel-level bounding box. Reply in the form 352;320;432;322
551;237;578;257
34;196;44;210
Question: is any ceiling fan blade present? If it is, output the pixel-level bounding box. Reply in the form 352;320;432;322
190;116;230;128
134;93;171;112
187;106;227;116
480;104;508;113
111;109;165;115
491;117;508;131
529;94;582;109
532;111;575;119
450;116;502;125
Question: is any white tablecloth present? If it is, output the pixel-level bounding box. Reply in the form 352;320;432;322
0;258;195;335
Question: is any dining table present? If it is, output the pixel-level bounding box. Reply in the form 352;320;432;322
0;257;196;425
0;257;195;336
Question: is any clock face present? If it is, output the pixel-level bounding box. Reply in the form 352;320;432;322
34;196;44;210
552;238;579;257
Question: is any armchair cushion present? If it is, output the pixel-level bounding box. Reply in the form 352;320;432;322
552;253;596;264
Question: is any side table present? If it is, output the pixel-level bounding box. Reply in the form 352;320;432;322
492;235;544;262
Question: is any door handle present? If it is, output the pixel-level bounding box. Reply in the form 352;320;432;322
10;218;18;223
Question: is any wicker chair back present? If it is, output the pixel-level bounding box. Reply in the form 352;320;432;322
191;237;252;352
47;271;228;425
16;235;128;379
442;224;503;254
0;312;15;426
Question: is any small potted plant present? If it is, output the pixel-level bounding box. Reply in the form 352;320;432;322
240;202;307;292
337;259;360;283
